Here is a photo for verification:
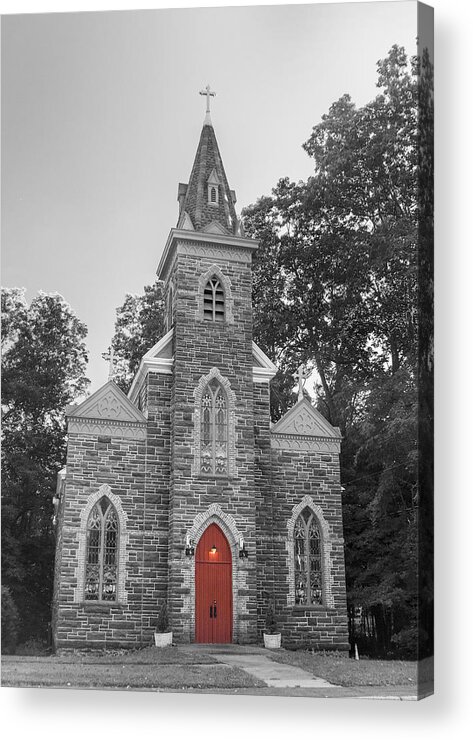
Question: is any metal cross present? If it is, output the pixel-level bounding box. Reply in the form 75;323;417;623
297;364;311;401
200;84;216;114
108;346;115;381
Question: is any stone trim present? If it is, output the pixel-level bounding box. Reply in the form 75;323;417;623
68;417;147;441
157;228;258;281
197;264;234;324
188;503;243;544
193;367;237;477
286;495;334;609
271;435;340;453
74;484;129;604
183;505;246;643
252;341;277;383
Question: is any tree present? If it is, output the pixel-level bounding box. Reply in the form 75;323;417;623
1;288;89;647
106;281;165;393
242;45;433;657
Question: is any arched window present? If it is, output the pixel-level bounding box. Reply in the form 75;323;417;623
200;379;228;475
85;496;118;601
294;507;323;605
210;186;217;203
203;277;225;321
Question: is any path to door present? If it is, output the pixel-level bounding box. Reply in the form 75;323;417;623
182;644;338;689
213;652;337;689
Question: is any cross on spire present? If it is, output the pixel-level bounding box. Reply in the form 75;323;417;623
199;85;217;119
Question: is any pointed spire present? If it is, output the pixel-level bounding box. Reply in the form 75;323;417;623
177;90;238;234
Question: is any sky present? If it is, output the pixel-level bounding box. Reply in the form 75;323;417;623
1;1;418;393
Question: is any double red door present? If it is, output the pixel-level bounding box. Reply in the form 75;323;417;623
195;523;232;643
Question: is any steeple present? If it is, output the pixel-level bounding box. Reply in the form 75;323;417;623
177;86;240;235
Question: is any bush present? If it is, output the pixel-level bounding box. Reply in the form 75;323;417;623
1;586;20;654
15;638;51;656
264;602;278;634
391;627;422;659
156;601;170;633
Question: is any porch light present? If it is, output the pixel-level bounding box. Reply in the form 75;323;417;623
185;535;195;557
209;544;218;555
239;537;248;559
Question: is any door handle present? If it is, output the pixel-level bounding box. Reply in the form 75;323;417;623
209;605;213;619
213;601;217;618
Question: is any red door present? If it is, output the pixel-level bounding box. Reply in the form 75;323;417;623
195;523;232;643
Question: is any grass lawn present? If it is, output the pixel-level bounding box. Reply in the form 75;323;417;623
7;646;217;665
271;650;433;688
1;647;265;690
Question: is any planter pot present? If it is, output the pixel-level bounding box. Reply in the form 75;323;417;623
154;631;173;648
263;632;281;649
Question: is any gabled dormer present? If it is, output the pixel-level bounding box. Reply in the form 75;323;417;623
207;168;220;206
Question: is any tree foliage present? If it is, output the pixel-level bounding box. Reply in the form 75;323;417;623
106;281;165;393
243;45;433;658
1;288;89;646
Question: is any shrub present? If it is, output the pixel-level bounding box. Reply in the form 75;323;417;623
156;601;170;633
264;601;278;634
391;627;422;659
1;586;20;654
15;638;51;656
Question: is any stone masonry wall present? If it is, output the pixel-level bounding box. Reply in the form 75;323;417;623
165;244;258;643
52;372;171;650
253;382;275;636
269;445;349;650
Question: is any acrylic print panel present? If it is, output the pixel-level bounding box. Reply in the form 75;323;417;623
1;0;433;701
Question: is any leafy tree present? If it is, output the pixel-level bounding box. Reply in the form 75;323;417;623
1;288;89;646
106;281;165;393
243;45;433;658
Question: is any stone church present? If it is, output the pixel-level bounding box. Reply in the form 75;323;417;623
52;95;349;651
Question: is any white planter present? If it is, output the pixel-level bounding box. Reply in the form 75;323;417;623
154;631;173;648
263;632;281;649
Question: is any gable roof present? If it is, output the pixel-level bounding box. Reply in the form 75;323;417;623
271;397;341;439
252;342;277;382
66;381;146;424
128;329;174;404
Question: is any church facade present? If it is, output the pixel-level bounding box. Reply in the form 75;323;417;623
52;103;349;651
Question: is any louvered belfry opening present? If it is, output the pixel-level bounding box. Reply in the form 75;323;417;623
203;277;225;321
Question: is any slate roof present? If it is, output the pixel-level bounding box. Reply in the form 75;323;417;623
177;119;239;235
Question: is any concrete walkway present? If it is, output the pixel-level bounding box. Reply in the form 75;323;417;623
212;652;337;689
180;643;337;689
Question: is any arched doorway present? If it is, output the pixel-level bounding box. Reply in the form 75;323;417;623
195;523;232;643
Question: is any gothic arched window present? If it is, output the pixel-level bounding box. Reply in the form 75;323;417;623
85;496;118;601
294;508;323;606
200;379;228;475
203;277;225;321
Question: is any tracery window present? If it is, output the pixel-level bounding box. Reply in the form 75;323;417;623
200;379;228;475
85;496;118;601
294;508;323;606
203;277;225;321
